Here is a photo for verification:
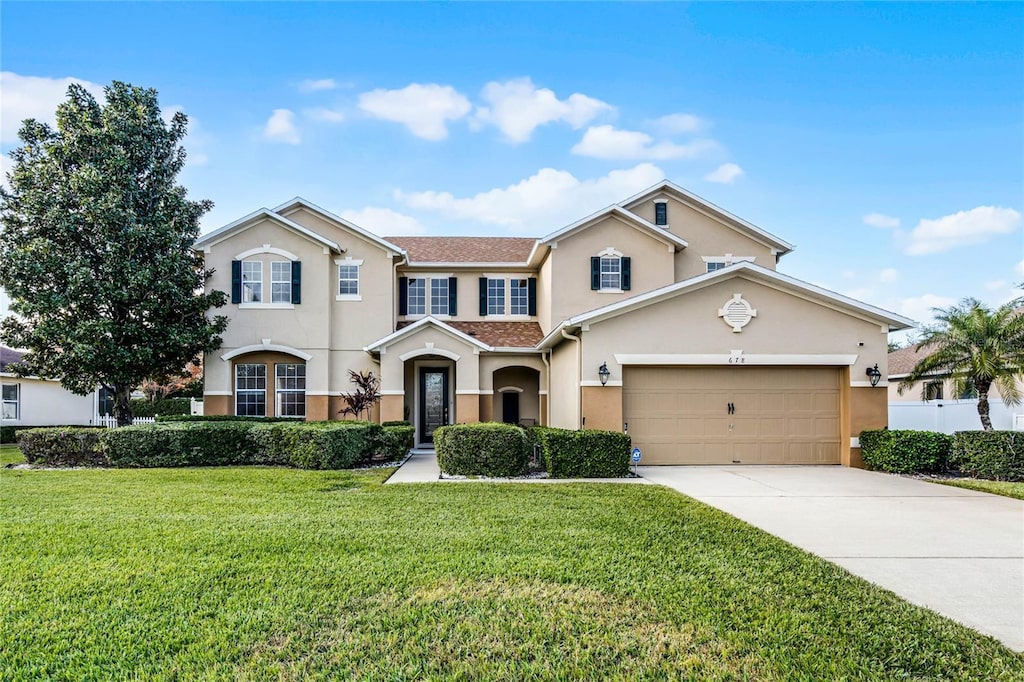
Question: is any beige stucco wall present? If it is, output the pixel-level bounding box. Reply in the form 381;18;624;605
537;256;554;333
548;338;580;428
0;376;97;426
624;195;778;280
545;215;677;327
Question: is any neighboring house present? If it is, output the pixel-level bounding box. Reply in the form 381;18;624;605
888;344;1022;432
195;180;913;466
0;347;102;426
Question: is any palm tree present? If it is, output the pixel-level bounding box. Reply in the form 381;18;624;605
898;297;1024;430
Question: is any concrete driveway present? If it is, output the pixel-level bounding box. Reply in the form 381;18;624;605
637;465;1024;651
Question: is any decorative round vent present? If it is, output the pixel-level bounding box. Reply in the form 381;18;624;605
718;294;757;332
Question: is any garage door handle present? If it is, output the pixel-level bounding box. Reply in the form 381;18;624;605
727;402;735;415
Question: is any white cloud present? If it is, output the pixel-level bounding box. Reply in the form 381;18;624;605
395;163;665;233
705;162;744;184
358;83;471;141
1016;259;1024;277
878;268;899;284
905;206;1020;255
473;77;613;143
298;78;337;93
1;71;105;143
898;293;957;327
339;207;426;236
863;213;900;229
571;125;717;161
651;113;706;134
304;107;345;123
263;109;300;144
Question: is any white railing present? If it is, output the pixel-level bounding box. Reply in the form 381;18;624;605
95;415;157;428
888;399;1016;433
1014;414;1024;432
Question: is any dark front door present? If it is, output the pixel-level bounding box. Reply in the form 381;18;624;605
419;367;450;443
502;392;520;424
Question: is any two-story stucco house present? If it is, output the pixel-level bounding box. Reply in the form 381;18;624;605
195;180;913;466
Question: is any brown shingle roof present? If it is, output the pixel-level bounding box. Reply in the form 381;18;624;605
0;347;24;372
887;343;938;377
395;320;544;348
386;236;537;263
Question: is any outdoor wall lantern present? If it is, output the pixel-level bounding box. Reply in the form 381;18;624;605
865;363;882;387
598;362;611;386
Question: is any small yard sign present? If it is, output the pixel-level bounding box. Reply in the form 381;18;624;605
631;448;642;463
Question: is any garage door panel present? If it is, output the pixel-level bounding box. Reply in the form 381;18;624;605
624;366;841;465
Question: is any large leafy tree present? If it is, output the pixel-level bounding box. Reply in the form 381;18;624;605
0;81;228;425
898;297;1024;430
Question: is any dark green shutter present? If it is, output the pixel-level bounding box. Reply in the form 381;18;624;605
448;277;458;315
291;261;301;304
527;277;537;316
231;260;242;303
621;257;631;291
479;277;488;316
398;277;408;315
590;257;601;290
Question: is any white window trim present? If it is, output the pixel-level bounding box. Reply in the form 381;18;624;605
270;260;293;304
336;258;363;301
486;277;506;316
508;277;531;317
275;363;307;419
241;260;263;304
598;254;622;292
235;244;299;261
239;302;295;310
406;277;429;316
702;254;756;272
234;363;267;417
430;277;452;317
2;382;20;422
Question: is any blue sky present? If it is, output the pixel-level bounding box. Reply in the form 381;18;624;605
2;2;1021;338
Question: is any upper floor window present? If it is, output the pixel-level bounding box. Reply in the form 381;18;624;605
924;381;943;401
2;382;19;420
338;264;359;296
407;278;427;315
235;364;266;416
654;202;668;226
510;279;529;315
706;261;728;273
271;261;292;303
704;255;755;274
400;276;457;316
590;251;631;292
487;278;505;315
242;261;262;302
276;363;306;418
431;278;450;316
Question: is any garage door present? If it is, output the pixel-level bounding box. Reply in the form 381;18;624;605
623;366;841;465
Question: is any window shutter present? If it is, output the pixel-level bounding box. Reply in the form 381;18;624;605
479;277;488;316
231;260;242;304
590;257;601;290
527;277;537;316
448;277;458;315
621;257;631;291
398;277;408;315
291;261;301;304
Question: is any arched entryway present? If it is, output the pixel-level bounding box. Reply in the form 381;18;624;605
492;366;541;426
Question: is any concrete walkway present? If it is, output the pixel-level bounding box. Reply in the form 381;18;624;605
637;465;1024;650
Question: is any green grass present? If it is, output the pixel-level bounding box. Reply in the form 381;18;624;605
933;477;1024;501
0;442;24;465
2;468;1021;680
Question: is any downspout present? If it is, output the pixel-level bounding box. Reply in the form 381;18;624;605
561;327;582;428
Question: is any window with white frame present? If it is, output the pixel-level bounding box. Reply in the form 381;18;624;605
706;261;728;273
487;278;505;315
510;279;529;315
271;261;292;303
600;256;621;290
431;278;449;315
275;363;306;418
235;364;266;416
654;201;668;226
338;264;360;296
2;383;19;420
241;261;263;303
407;278;426;315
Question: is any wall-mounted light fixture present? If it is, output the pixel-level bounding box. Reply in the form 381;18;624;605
865;363;882;387
598;362;611;386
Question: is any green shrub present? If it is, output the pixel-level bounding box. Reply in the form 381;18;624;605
382;420;411;427
859;429;952;473
287;422;375;469
435;422;528;477
103;422;256;468
950;431;1024;481
536;427;631;478
156;414;299;423
376;424;415;461
129;398;192;418
16;428;107;466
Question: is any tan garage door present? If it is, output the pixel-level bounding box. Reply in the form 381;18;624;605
623;366;841;465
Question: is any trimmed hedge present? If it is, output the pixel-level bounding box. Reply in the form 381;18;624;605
534;426;631;478
377;424;415;461
951;431;1024;481
435;422;528;477
382;420;411;427
859;429;952;473
16;428;106;467
156;414;298;423
129;398;192;418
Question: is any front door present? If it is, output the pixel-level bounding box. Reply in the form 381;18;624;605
419;367;450;444
502;392;520;424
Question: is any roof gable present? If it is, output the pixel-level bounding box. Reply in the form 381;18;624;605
540;205;688;250
194;208;342;253
364;316;493;353
273;198;406;256
620;180;794;255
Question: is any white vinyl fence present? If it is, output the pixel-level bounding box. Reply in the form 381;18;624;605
95;415;157;428
888;399;1022;433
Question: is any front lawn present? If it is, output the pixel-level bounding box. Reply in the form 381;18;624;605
2;468;1021;679
932;477;1024;501
0;442;24;466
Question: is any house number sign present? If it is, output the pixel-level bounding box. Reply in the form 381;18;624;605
718;294;757;333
